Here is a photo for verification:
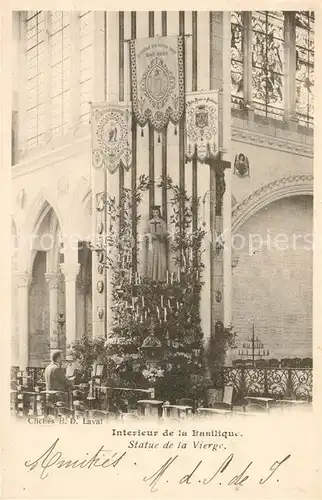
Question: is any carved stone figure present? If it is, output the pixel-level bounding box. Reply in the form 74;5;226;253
144;206;168;282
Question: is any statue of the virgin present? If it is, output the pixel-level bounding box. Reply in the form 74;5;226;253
144;206;168;282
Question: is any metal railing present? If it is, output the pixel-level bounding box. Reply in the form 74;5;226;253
212;366;313;402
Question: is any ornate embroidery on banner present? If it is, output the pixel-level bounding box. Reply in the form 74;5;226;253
91;103;132;173
130;36;185;132
185;91;219;163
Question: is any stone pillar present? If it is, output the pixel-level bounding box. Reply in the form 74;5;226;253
222;11;233;330
284;11;298;129
16;272;33;370
243;11;254;119
209;12;231;338
76;279;90;338
45;273;60;355
60;262;80;351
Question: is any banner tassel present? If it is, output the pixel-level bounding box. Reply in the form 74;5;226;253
174;126;177;136
158;134;161;143
141;128;144;138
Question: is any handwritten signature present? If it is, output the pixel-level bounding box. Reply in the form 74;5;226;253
25;438;291;492
144;452;291;492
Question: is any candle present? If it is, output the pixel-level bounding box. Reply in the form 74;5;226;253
164;308;167;322
157;307;160;319
132;297;135;308
176;301;179;310
140;315;143;324
168;299;171;309
161;295;164;307
145;311;147;320
171;272;174;284
142;296;144;308
166;270;169;284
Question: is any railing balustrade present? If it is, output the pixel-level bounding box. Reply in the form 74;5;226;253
212;367;312;402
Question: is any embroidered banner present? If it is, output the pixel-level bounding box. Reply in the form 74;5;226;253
185;90;219;163
129;36;185;132
91;102;132;174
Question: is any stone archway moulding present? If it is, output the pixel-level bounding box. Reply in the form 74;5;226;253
232;175;313;232
19;191;64;273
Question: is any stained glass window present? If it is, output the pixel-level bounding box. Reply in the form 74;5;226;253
79;11;94;124
252;11;285;120
23;11;94;154
295;11;314;128
50;11;72;138
231;12;244;109
25;11;46;150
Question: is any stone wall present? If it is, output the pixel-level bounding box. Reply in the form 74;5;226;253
232;195;313;359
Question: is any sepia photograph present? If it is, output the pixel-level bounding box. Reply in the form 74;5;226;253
9;9;314;423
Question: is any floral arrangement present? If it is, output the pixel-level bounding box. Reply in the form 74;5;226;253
142;366;165;383
71;175;215;403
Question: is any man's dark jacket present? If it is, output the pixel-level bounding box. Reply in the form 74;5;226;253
44;362;73;391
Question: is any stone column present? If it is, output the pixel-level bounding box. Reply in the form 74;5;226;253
243;11;254;118
16;272;33;370
284;11;298;129
76;279;90;338
60;262;80;351
45;273;60;355
209;12;231;339
222;11;233;330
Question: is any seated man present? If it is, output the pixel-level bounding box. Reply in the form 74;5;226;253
44;350;74;396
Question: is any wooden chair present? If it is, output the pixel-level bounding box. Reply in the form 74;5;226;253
207;385;234;410
162;404;193;420
137;400;164;418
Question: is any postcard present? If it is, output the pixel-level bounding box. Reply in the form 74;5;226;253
1;4;321;499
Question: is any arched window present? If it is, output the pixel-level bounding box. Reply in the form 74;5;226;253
50;12;72;138
251;11;284;120
230;11;314;129
23;11;94;153
25;11;46;150
79;11;94;125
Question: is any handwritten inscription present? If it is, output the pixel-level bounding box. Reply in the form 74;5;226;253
24;438;291;492
144;453;291;493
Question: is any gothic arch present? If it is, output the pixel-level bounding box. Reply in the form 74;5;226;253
25;190;64;237
232;175;313;232
23;191;64;272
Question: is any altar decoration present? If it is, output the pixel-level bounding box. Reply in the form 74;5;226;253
185;90;219;163
88;174;210;402
129;36;185;132
91;102;132;173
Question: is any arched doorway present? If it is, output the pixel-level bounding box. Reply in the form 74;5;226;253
28;205;64;367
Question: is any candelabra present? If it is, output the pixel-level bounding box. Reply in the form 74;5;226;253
116;270;186;326
238;321;269;367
